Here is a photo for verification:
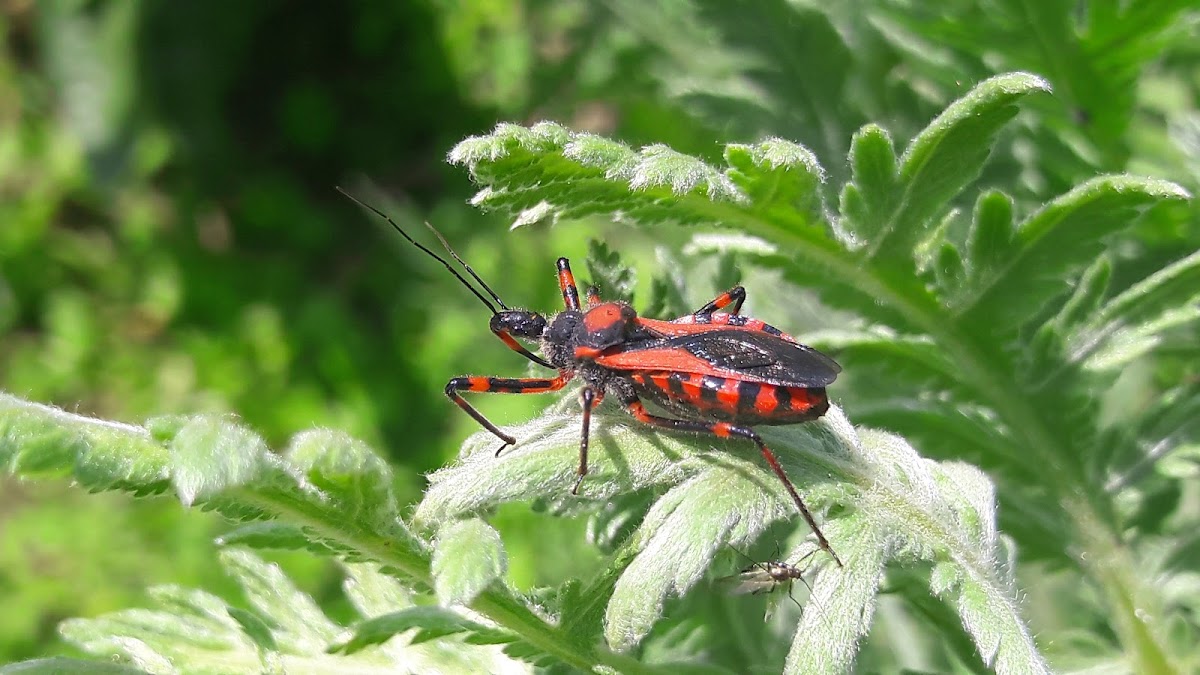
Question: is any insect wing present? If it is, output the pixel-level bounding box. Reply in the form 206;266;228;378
717;569;778;595
596;330;840;387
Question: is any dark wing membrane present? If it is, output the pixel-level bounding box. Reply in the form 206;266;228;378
599;330;840;387
680;330;840;387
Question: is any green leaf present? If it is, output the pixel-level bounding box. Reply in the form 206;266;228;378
784;515;887;675
52;546;531;674
328;607;514;655
1070;248;1200;363
0;394;644;673
449;122;746;230
865;72;1052;263
608;0;858;171
955;175;1190;332
215;522;323;552
964;190;1016;283
1;393;168;494
807;329;969;396
170;416;271;506
724;137;827;228
225;607;279;654
839;124;899;246
932;243;966;295
604;465;795;651
1053;257;1113;332
219;549;341;652
420;393;1048;668
1084;303;1200;372
341;563;419;619
0;659;148;675
432;519;507;606
283;428;399;527
414;394;698;523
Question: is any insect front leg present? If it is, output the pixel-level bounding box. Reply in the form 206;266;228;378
556;257;581;310
572;387;604;494
491;328;554;368
445;374;570;455
693;285;746;316
621;396;843;567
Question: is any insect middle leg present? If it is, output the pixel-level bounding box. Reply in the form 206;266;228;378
445;374;570;454
622;397;843;567
572;387;605;494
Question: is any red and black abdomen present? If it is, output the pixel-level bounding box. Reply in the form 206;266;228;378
628;370;829;426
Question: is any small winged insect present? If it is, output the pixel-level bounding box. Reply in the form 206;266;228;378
720;546;814;612
340;188;844;566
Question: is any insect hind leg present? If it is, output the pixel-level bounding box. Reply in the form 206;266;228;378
622;396;842;567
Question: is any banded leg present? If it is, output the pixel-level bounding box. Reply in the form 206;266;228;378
693;286;746;316
556;257;581;310
445;374;570;454
622;397;843;567
572;387;605;494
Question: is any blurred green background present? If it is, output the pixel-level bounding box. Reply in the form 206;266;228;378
1;0;1197;667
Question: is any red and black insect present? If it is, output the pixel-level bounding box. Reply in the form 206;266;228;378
340;188;843;566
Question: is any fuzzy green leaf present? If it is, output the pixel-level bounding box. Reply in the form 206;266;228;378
170;416;272;506
964;190;1016;283
864;72;1052;262
449;122;746;230
1;394;168;494
956;175;1190;332
1070;248;1200;365
432;519;507;606
283;428;399;527
724;137;827;228
785;515;888;675
328;607;514;655
839;124;899;247
0;394;650;673
53;546;529;674
219;549;341;652
0;659;147;675
1084;303;1200;371
418;394;1047;669
1054;257;1113;333
215;522;322;552
604;465;796;651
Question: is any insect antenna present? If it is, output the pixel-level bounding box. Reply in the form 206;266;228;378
424;222;510;311
336;186;502;315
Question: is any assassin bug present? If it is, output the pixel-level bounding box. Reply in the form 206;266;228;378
338;188;844;566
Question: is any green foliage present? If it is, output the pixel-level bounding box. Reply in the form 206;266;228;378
3;1;1199;673
438;73;1194;671
1;389;1042;673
